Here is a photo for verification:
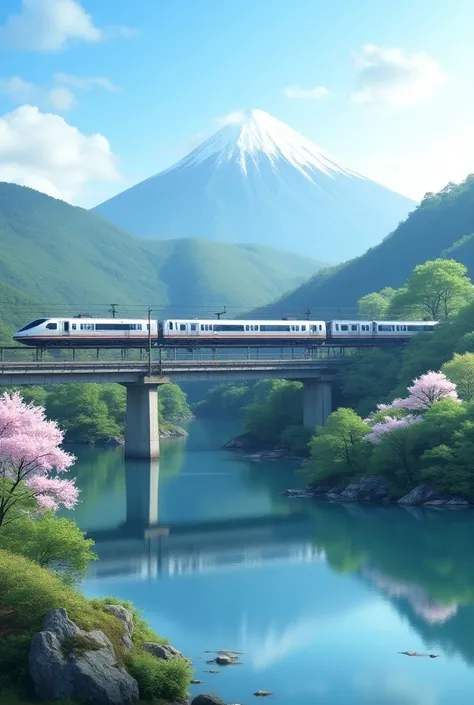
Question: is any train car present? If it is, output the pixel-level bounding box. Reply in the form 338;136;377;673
13;317;157;347
161;319;327;346
327;319;438;345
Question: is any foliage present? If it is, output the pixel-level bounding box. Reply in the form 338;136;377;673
194;382;254;418
244;380;303;444
0;392;78;527
0;550;190;699
158;384;191;424
442;353;474;401
0;182;321;318
250;175;474;317
306;408;372;486
388;259;474;319
357;287;397;319
279;425;313;454
127;650;192;702
0;512;96;585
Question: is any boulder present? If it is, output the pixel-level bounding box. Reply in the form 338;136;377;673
103;604;134;651
143;642;189;662
191;696;227;705
337;476;390;502
398;485;447;506
29;608;139;705
282;489;315;498
215;654;235;665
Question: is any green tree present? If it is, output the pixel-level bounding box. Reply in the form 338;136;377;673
357;287;397;319
306;408;371;486
442;353;474;401
158;383;191;424
46;384;121;442
244;380;302;444
0;512;97;585
389;259;474;320
422;418;474;496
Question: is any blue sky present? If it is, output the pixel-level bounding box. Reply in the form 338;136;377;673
1;0;474;207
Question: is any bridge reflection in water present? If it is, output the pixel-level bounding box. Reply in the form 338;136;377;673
85;457;323;581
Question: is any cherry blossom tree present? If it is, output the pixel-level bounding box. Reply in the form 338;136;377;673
364;415;423;444
0;392;78;528
382;372;459;413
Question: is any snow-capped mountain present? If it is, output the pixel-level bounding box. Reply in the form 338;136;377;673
93;109;416;261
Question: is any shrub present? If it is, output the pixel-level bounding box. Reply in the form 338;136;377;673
127;650;192;702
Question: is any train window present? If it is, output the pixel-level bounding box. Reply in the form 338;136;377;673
341;325;348;331
46;322;57;330
335;324;339;331
169;322;173;330
351;325;357;331
260;324;290;332
378;325;395;332
180;324;186;331
72;324;76;330
296;325;300;331
291;325;295;331
302;325;306;331
190;324;196;331
94;323;134;331
214;324;245;331
137;324;142;330
200;325;204;331
407;325;421;332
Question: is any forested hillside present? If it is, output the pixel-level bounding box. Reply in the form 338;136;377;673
250;176;474;318
0;183;322;322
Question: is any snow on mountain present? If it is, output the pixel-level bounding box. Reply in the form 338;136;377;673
93;109;416;261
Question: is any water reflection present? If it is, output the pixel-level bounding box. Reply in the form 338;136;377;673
64;422;474;704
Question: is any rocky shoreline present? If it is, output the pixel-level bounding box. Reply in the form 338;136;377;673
64;425;189;448
283;477;472;508
223;435;302;461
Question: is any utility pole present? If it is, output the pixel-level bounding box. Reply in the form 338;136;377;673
305;308;311;320
109;303;118;318
215;306;226;320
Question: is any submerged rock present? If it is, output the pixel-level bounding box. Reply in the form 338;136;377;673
397;485;470;507
191;695;227;705
28;608;139;705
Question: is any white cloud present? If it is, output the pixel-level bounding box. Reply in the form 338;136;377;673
0;105;120;202
358;124;474;200
48;87;76;111
54;73;120;92
0;71;118;112
283;85;329;100
0;0;136;51
351;44;446;108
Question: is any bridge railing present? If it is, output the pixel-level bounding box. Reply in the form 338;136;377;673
0;345;351;364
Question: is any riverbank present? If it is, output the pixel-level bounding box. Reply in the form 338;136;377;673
284;476;472;508
0;550;192;704
223;433;304;461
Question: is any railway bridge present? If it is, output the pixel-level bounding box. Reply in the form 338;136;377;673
0;346;348;458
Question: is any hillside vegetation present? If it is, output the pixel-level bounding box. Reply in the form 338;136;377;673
0;182;322;324
250;176;474;318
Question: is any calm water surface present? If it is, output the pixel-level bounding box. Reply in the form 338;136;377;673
62;420;474;705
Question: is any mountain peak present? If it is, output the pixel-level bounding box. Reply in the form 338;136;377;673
168;108;361;180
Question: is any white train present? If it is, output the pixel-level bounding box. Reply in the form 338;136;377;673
12;316;438;347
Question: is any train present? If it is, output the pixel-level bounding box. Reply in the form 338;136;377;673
12;316;439;348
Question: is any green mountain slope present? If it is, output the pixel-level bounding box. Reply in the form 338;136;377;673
249;177;474;318
0;183;323;323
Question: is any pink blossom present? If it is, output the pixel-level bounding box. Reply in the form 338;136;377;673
0;392;78;525
364;415;423;444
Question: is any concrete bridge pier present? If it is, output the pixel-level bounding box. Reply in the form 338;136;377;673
302;378;333;430
123;378;168;459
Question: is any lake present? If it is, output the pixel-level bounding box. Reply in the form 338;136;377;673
63;420;474;705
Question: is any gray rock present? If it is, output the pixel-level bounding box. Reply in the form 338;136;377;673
446;497;470;507
143;642;189;662
191;696;227;705
96;436;124;447
103;604;134;651
398;485;446;505
28;608;139;705
337;476;390;502
215;654;235;665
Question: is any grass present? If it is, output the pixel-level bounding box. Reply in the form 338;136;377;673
0;550;192;703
